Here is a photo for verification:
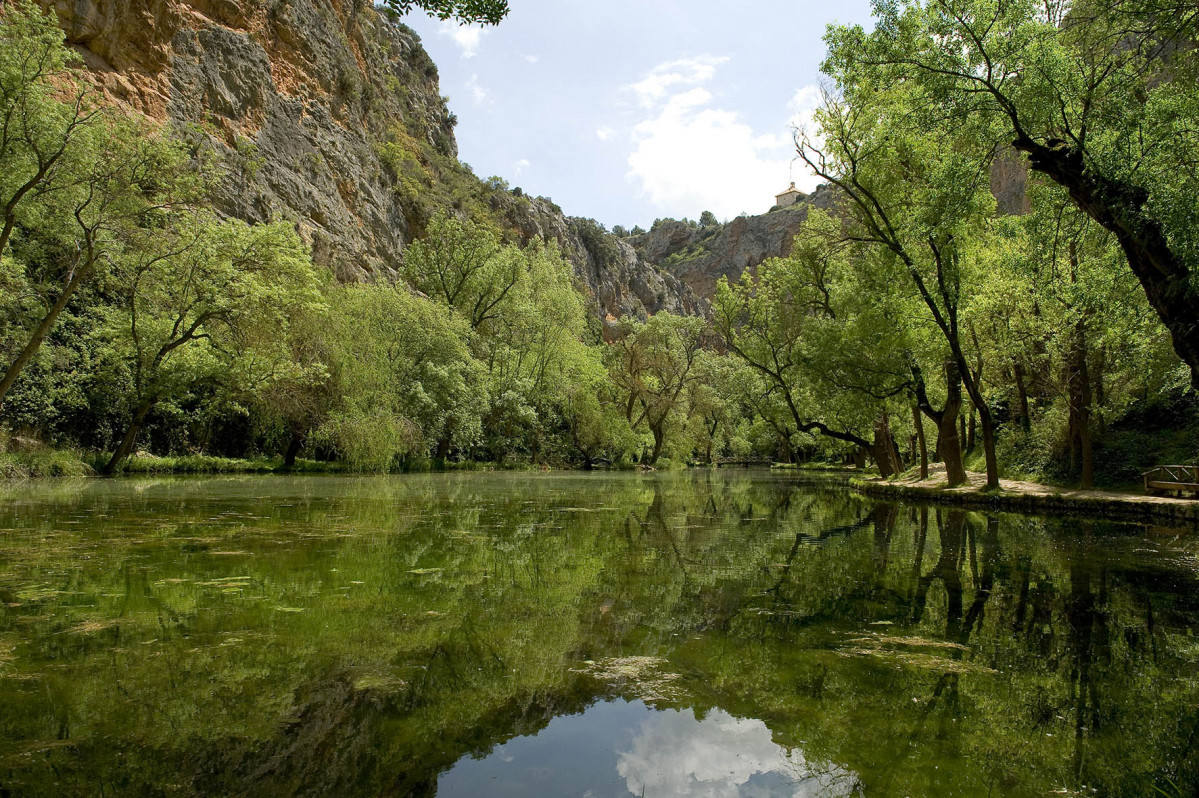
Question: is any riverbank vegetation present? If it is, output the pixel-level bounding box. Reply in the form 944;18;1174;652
0;0;1196;486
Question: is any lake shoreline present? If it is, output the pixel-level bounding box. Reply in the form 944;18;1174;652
6;450;1197;528
841;468;1199;527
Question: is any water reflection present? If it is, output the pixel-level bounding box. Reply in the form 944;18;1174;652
438;699;856;798
0;472;1196;797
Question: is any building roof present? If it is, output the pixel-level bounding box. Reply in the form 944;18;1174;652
775;182;801;198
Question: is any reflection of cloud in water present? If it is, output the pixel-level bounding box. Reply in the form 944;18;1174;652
616;708;857;797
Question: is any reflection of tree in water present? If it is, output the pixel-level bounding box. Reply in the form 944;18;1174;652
2;476;1198;797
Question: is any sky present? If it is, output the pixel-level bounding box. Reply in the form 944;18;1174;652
402;1;876;230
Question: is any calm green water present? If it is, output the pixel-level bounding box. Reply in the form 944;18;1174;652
0;471;1197;797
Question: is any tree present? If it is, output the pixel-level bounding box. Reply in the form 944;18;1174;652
100;218;322;473
712;214;911;476
608;314;705;465
252;299;339;468
403;213;520;331
318;284;485;469
0;1;99;263
826;0;1199;387
797;81;1003;487
0;3;202;411
475;238;600;462
0;125;200;412
379;0;509;25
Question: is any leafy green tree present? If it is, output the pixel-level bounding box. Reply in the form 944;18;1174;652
402;213;520;330
318;284;485;469
826;0;1199;386
0;3;202;411
379;0;509;25
976;183;1179;488
251;299;339;468
100;218;322;473
608;313;705;465
713;214;910;475
797;79;1002;486
476;239;597;461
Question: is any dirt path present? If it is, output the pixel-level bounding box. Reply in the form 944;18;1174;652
850;465;1199;527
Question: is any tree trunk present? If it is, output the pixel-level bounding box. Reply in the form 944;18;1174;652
103;399;155;475
953;355;1000;488
911;359;966;485
869;411;903;478
779;435;794;465
283;431;305;469
977;410;1001;491
0;261;93;410
648;423;665;465
1014;361;1031;432
913;404;929;479
966;407;976;454
938;364;968;486
1067;243;1095;490
1014;137;1199;390
1067;325;1095;490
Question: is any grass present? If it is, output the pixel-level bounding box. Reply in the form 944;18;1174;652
0;447;570;480
92;454;288;475
0;449;92;479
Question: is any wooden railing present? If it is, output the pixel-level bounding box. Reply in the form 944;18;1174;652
1143;465;1199;495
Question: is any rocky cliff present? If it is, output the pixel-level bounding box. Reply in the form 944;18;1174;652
41;0;698;329
47;0;457;280
628;184;838;306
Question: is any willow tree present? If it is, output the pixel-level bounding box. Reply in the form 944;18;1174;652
712;212;911;476
101;218;322;473
0;2;201;411
826;0;1199;388
317;284;486;469
608;313;705;465
798;80;1003;488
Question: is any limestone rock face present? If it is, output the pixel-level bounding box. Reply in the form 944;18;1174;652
46;0;458;280
487;192;700;339
629;185;838;306
42;0;698;325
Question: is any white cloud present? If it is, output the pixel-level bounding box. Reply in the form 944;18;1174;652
513;158;530;177
596;126;616;141
629;55;730;108
466;74;490;105
624;56;802;220
439;21;485;58
523;54;539;64
616;707;858;798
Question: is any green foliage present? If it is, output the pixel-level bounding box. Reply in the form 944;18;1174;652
825;0;1199;387
379;0;508;25
0;448;90;478
608;313;706;465
315;283;485;470
97;215;325;472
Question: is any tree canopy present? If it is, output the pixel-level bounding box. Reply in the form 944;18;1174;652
379;0;509;25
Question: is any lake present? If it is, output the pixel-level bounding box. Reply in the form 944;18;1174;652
1;471;1197;796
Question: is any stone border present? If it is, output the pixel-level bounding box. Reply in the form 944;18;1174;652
847;476;1199;528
